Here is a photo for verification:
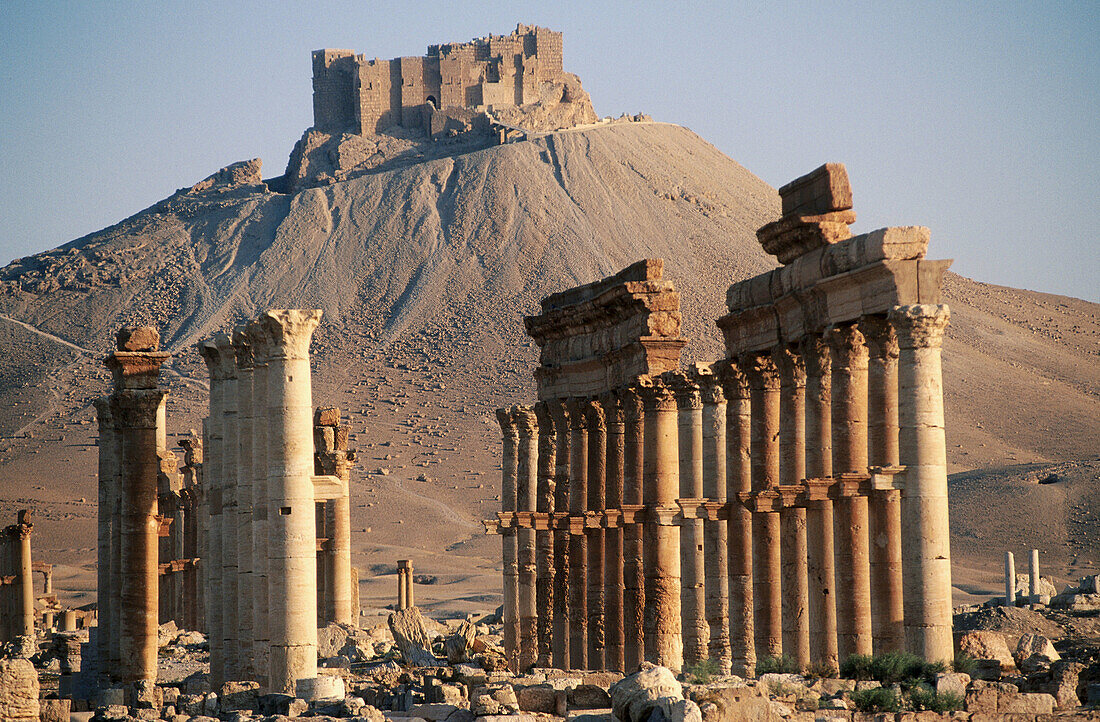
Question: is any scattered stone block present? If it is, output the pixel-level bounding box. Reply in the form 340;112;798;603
389;607;440;667
298;674;345;703
935;672;970;698
957;630;1016;673
220;680;260;711
116;326;160;352
610;666;683;722
0;658;39;722
569;684;612;709
998;692;1055;714
39;698;71;722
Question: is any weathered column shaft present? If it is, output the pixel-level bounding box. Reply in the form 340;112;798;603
641;380;682;672
94;398;117;674
233;330;256;676
602;394;625;672
397;566;408;610
214;334;241;681
534;403;557;668
1004;551;1016;607
404;562;415;609
247;322;271;686
619;388;645;672
746;354;782;660
892;305;953;663
14;517;33;638
585;402;606;670
673;376;706;667
567;400;589;669
721;364;755;678
870;488;904;653
495;409;519;671
802;337;833;479
516;407;539;671
805;492;838;669
550;403;571;670
261;309;322;694
700;378;730;672
776;346;809;669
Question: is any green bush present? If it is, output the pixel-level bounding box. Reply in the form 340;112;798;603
805;661;838;679
840;652;946;688
953;651;977;675
756;654;800;676
850;687;902;713
683;657;721;684
907;684;964;712
839;653;875;680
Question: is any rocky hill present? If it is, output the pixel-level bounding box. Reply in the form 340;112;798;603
0;121;1096;615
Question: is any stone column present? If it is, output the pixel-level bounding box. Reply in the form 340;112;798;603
601;393;625;672
890;305;953;662
245;321;272;686
618;386;646;672
698;372;731;672
232;329;256;676
515;406;539;671
671;373;706;667
744;353;782;661
1004;552;1015;607
533;403;557;668
107;332;170;684
198;341;226;684
775;345;810;670
548;401;571;670
314;408;353;626
396;562;408;610
1029;549;1041;605
566;398;589;669
12;512;33;639
404;561;415;608
801;335;837;669
94;398;117;675
826;323;873;661
863;316;904;654
719;362;754;677
495;408;520;670
213;333;241;681
640;377;682;672
584;401;607;670
259;309;322;695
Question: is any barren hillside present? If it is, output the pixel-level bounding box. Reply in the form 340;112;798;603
0;122;1095;616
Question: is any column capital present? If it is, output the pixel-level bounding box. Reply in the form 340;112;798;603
824;322;868;369
533;401;556;436
232;326;255;370
566;397;590;430
860;315;899;361
495;408;519;439
716;359;750;400
740;352;781;391
582;399;606;430
888;304;950;349
242;319;274;365
110;388;168;429
799;334;831;379
546;398;571;433
197;334;237;381
94;396;115;429
637;375;677;412
514;406;538;437
258;309;322;360
616;385;645;422
600;392;624;426
693;367;725;405
666;370;702;410
772;344;806;388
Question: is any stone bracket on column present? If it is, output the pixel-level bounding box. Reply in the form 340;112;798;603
870;465;906;491
828;473;872;499
311;474;345;501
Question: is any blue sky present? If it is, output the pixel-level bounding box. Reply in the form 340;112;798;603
1;1;1096;301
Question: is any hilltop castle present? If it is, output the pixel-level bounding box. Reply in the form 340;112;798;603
312;24;588;136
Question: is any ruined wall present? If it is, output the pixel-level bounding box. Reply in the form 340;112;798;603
312;50;361;132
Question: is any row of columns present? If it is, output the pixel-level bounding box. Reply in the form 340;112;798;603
495;304;953;673
396;560;415;610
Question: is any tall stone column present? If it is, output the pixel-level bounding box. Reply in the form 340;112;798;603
719;362;754;677
826;323;873;661
566;398;589;669
863;316;904;654
744;353;782;661
496;408;519;669
584;401;607;670
548;401;571;670
601;393;625;672
533;403;557;668
94;398;117;676
515;407;539;671
314;408;354;626
698;372;730;672
890;304;953;663
107;331;170;684
259;309;322;695
618;386;646;672
640;377;682;672
212;333;241;681
775;345;810;670
671;373;706;667
232;329;256;676
11;512;33;639
800;335;837;669
198;338;228;685
245;321;272;686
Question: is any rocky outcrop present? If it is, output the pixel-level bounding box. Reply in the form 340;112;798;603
189;159;263;193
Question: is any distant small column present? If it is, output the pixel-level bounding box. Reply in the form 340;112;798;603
671;373;707;667
259;309;322;695
404;561;415;609
584;401;607;670
698;371;731;672
891;305;953;663
618;386;646;672
1004;552;1016;607
719;362;754;678
548;401;572;670
640;377;682;672
744;352;782;661
515;406;539;670
601;393;625;672
396;561;409;610
566;398;589;669
775;345;809;670
826;322;873;661
533;403;557;668
495;409;519;669
107;327;170;684
1029;549;1041;605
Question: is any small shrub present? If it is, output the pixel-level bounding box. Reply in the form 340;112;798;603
869;651;927;686
683;657;721;684
953;651;976;675
907;684;964;712
839;653;874;680
805;661;838;679
756;654;800;676
850;687;902;713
